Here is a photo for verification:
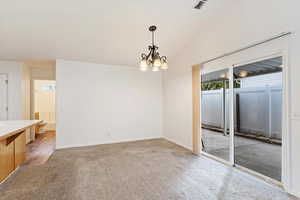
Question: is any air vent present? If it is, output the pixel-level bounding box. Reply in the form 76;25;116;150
194;0;208;9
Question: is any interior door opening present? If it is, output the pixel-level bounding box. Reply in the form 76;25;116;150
25;79;56;166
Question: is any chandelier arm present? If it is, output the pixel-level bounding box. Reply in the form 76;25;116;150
161;56;167;60
141;53;147;59
146;49;152;60
152;47;156;61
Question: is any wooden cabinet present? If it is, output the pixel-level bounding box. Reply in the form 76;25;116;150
0;138;15;182
0;131;26;182
14;132;26;168
0;120;41;183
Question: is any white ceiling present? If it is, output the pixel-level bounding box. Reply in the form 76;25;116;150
0;0;215;67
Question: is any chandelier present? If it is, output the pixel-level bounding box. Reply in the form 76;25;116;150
139;25;168;71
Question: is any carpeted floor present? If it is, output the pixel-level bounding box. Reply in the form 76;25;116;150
0;139;298;200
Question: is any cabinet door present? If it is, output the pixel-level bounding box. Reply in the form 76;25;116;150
15;132;26;168
0;139;15;182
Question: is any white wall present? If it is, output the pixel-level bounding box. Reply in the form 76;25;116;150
0;61;23;120
31;66;56;80
56;60;162;149
163;0;300;197
21;64;31;120
0;74;8;120
163;70;193;150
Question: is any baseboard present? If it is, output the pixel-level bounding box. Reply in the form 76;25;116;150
56;136;163;150
163;137;193;151
43;123;56;131
235;164;283;188
288;189;300;198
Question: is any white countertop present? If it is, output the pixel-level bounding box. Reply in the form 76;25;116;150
0;120;42;140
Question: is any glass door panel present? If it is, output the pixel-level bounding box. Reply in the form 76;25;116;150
201;68;230;162
233;57;283;181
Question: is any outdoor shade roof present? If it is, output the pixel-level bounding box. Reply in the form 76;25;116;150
202;56;282;83
201;69;229;83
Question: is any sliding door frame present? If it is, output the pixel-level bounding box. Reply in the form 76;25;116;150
200;67;233;165
193;50;291;190
192;65;201;155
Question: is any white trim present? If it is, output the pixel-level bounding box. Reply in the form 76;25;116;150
56;137;164;150
202;151;232;166
164;137;193;151
281;40;292;191
288;190;300;199
235;164;283;188
232;52;283;68
228;66;235;165
197;32;292;66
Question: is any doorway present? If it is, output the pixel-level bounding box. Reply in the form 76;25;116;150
25;79;56;166
201;56;283;182
33;80;56;131
0;74;8;120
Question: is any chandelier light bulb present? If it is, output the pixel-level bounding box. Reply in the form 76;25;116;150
152;66;160;72
161;61;168;70
161;57;168;70
140;58;148;68
140;66;148;71
153;58;161;67
140;56;148;71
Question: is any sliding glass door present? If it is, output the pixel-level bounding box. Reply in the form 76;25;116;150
201;56;283;182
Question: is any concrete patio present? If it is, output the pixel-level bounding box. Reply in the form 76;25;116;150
202;129;281;181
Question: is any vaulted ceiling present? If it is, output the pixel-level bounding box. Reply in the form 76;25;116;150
0;0;216;66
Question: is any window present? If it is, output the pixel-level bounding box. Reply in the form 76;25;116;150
41;84;56;92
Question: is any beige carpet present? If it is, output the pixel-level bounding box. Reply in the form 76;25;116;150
0;139;298;200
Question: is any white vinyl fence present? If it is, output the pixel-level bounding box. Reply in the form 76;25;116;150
201;86;282;139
